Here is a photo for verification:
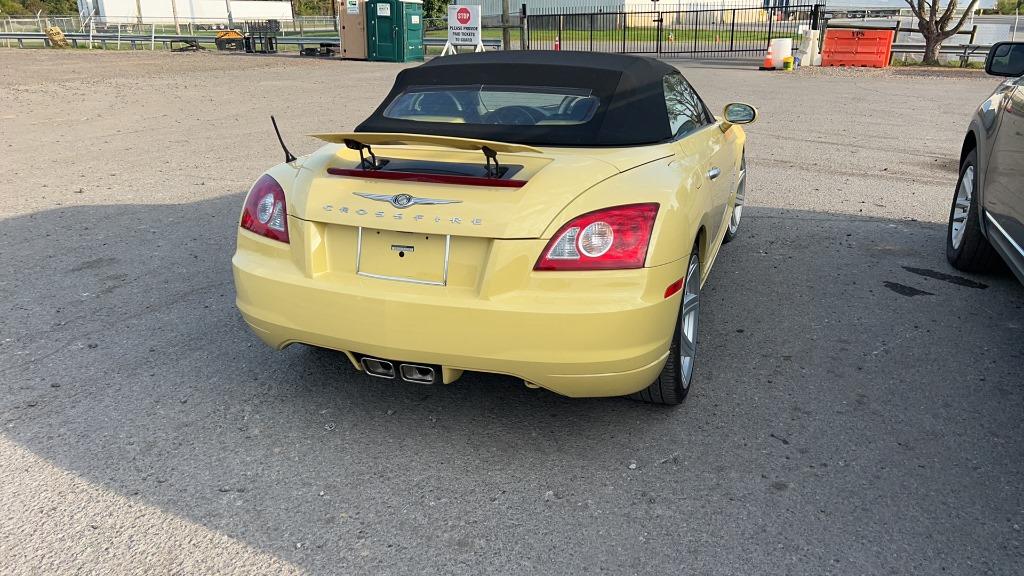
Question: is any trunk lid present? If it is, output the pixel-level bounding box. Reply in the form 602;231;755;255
290;133;631;239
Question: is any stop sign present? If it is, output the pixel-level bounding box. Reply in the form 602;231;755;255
456;7;471;25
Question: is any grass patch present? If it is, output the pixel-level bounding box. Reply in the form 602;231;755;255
891;58;985;69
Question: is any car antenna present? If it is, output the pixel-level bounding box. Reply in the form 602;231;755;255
482;146;504;178
343;138;382;170
270;116;297;163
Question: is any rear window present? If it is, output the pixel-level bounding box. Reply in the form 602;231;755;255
382;85;600;126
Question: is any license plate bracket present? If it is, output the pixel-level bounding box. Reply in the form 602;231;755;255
356;228;450;286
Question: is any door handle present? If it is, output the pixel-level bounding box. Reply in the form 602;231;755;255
707;167;721;180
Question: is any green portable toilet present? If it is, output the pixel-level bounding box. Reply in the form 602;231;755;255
366;0;423;62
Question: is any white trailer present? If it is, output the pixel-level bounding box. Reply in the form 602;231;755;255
77;0;294;25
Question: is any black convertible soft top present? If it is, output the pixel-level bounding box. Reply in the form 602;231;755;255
355;51;680;147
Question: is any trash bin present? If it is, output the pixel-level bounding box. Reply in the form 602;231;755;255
366;0;423;62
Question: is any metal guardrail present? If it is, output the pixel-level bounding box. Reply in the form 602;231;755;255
276;36;339;47
0;31;200;49
890;42;993;66
823;21;979;44
0;30;505;51
0;31;346;50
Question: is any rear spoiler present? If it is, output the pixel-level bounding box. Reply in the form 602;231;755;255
309;132;543;155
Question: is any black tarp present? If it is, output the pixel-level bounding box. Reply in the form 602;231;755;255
355;51;680;147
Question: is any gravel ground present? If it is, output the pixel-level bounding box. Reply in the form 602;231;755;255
1;50;1022;575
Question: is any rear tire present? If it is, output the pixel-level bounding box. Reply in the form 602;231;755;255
946;148;1000;272
629;246;700;405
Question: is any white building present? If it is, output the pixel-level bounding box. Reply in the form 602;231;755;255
458;0;782;16
77;0;294;24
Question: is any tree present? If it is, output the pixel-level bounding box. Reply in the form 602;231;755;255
0;0;77;16
0;0;30;16
421;0;447;20
903;0;981;65
287;0;445;18
995;0;1023;15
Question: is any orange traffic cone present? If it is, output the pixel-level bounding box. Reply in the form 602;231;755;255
554;35;560;51
759;46;775;70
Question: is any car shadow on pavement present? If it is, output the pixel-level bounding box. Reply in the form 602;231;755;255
2;197;1023;574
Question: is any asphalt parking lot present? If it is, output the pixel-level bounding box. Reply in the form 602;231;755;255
1;50;1023;575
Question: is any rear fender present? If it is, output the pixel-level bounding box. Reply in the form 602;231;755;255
540;153;707;269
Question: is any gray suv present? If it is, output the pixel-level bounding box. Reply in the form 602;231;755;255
948;41;1024;283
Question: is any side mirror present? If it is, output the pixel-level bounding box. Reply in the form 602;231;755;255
985;42;1024;78
722;102;757;128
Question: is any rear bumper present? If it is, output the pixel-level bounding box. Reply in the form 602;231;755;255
232;228;684;398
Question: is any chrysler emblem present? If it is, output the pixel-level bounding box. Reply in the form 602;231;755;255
354;192;462;209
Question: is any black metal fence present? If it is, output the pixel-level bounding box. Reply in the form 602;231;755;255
523;3;823;57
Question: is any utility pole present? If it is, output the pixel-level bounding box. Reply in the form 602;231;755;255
134;0;143;26
1014;4;1020;42
225;0;235;29
1012;0;1023;42
501;0;511;50
170;0;180;34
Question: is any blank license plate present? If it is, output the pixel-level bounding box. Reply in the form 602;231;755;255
357;229;449;285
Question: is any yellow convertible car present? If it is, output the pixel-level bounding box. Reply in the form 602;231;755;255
232;51;755;404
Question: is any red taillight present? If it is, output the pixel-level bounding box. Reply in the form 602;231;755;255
534;203;659;271
240;174;289;243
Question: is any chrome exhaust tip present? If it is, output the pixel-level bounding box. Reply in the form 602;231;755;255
360;357;396;379
399;364;436;384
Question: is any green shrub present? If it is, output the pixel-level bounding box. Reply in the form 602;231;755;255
996;0;1023;14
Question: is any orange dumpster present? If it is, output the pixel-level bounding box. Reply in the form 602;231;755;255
821;29;895;68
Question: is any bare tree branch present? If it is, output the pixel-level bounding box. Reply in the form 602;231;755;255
942;0;981;39
904;0;925;22
938;0;959;29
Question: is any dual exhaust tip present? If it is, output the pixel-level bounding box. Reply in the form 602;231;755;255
360;357;436;384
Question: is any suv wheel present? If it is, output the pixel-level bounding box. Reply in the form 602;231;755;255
947;148;1000;272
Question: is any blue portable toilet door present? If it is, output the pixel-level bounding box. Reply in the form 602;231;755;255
369;0;397;61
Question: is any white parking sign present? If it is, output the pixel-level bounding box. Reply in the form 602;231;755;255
447;5;482;47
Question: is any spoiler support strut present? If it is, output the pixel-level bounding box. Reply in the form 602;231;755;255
481;146;507;179
344;138;386;170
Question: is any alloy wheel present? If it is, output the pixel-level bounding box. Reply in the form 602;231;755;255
679;254;700;388
728;158;746;235
950;164;973;250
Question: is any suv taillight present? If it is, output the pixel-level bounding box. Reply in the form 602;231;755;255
240;174;289;243
534;203;659;271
